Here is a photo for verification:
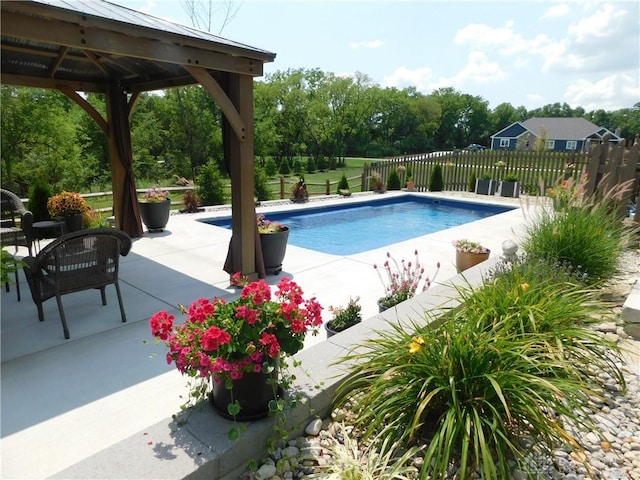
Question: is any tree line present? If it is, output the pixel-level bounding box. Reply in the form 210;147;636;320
2;68;638;197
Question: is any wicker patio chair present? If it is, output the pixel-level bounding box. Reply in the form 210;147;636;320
1;189;34;300
22;228;132;339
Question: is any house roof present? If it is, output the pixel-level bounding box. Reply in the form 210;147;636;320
521;117;612;141
1;0;277;93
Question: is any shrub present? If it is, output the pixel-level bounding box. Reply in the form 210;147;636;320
336;173;349;194
264;158;278;177
305;157;316;174
468;171;477;192
335;257;624;479
28;179;52;222
181;190;201;213
503;173;519;182
386;169;402;191
428;164;443;191
254;167;272;202
196;160;227;206
278;159;290;175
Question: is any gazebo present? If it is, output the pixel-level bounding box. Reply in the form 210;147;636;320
0;0;276;280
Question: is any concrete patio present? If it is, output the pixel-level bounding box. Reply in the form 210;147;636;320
1;191;636;479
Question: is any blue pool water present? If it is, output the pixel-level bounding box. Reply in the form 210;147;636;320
203;196;514;255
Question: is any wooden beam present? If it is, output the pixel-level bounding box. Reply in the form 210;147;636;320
48;46;68;78
185;65;246;142
82;50;111;76
2;11;264;76
2;1;275;63
0;73;106;92
57;86;108;134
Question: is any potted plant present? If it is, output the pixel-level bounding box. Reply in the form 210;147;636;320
325;296;362;337
499;173;520;198
452;239;490;273
474;173;496;195
369;171;386;193
290;177;309;203
149;275;323;423
138;187;171;232
47;191;88;232
257;213;289;275
374;250;440;312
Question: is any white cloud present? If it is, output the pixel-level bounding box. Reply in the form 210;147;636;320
543;3;639;73
349;40;384;49
542;3;570;19
563;73;640;110
450;51;508;85
382;67;441;92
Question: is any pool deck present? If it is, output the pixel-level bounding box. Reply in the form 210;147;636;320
1;191;637;479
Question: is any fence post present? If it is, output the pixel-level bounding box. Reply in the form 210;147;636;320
326;179;330;195
280;176;285;199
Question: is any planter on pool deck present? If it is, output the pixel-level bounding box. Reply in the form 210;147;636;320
139;199;171;232
259;227;289;275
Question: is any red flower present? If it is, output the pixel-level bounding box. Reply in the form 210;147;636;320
201;326;231;351
150;311;174;340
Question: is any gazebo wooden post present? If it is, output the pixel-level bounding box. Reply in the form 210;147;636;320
227;73;258;280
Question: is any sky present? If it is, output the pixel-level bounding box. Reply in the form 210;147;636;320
113;0;639;112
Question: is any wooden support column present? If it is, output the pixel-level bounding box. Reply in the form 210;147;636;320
227;73;258;280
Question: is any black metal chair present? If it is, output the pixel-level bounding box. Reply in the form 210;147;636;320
22;228;132;339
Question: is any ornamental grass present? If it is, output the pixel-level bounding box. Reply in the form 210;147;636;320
524;175;637;284
333;256;625;479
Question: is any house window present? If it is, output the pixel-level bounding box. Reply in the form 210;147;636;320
566;140;577;150
545;140;555;150
499;138;509;148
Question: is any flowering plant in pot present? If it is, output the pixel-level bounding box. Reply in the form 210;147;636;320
47;191;89;232
138;187;171;232
290;177;309;202
453;239;490;272
374;250;440;311
140;187;170;203
257;213;289;275
47;191;88;217
149;275;323;425
325;296;362;337
257;213;287;233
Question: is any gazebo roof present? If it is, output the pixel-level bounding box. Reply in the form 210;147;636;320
1;0;276;93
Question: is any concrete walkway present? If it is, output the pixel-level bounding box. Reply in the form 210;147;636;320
0;191;633;479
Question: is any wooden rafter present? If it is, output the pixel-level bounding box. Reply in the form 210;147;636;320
48;46;67;78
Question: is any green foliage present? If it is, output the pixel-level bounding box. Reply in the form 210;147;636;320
278;159;291;175
428;164;443;191
327;297;362;332
523;184;633;283
28;179;53;222
335;257;623;479
264;158;278;178
1;250;22;286
292;158;304;175
337;173;349;194
503;173;519;182
386;169;402;191
196;160;227;206
305;157;316;174
254;167;273;202
468;171;477;192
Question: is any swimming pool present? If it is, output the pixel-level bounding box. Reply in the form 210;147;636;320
203;195;515;255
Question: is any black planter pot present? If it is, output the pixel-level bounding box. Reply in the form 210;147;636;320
259;227;289;275
324;320;359;338
55;213;84;233
474;179;497;195
139;199;171;232
210;365;280;421
498;181;520;198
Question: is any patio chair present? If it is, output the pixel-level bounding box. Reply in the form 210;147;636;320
22;228;132;339
1;189;34;300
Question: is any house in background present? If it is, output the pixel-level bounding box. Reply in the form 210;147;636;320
490;117;621;152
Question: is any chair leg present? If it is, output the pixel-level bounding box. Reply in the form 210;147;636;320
14;268;20;302
100;287;107;306
55;295;70;339
114;282;127;323
36;302;45;322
